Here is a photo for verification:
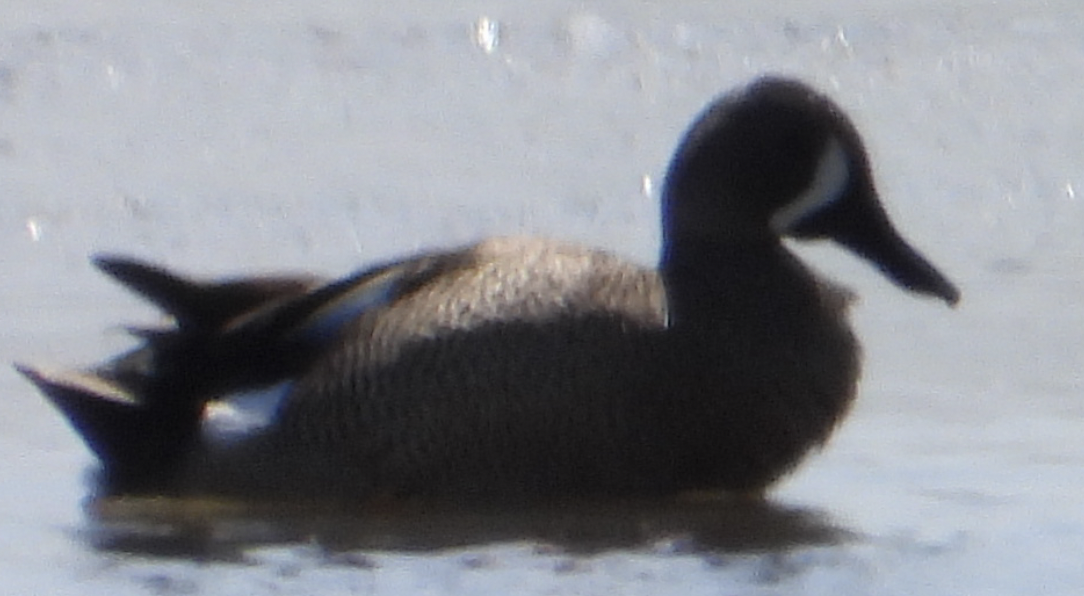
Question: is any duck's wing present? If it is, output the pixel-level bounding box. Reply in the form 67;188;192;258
79;253;465;391
225;250;474;348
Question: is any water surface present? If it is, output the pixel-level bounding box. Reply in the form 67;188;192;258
2;1;1082;593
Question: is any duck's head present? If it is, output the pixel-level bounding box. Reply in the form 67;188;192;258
662;76;959;305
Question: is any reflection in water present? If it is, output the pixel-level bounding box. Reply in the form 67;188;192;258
80;495;854;562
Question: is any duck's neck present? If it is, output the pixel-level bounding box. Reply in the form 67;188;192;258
659;237;823;332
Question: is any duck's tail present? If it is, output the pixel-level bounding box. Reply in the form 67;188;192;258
16;257;323;491
15;364;177;487
18;253;443;491
92;255;320;332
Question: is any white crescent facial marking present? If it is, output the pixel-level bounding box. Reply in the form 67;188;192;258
769;137;850;233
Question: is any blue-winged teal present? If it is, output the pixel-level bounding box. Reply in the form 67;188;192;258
18;76;959;502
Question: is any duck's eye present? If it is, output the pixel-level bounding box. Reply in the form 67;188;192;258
769;137;849;233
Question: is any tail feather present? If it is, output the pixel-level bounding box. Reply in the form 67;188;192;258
86;255;346;408
16;362;206;490
92;255;318;332
16;364;142;468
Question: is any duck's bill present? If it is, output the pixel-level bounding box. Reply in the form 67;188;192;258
837;225;960;306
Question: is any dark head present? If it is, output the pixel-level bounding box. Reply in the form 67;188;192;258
662;76;959;305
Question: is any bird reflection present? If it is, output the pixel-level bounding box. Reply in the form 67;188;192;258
80;494;853;562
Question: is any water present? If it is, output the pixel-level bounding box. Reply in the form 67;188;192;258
2;1;1082;593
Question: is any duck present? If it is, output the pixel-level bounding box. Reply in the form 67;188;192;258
17;76;959;503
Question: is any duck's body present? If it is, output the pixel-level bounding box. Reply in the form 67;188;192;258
170;237;854;500
19;77;958;502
